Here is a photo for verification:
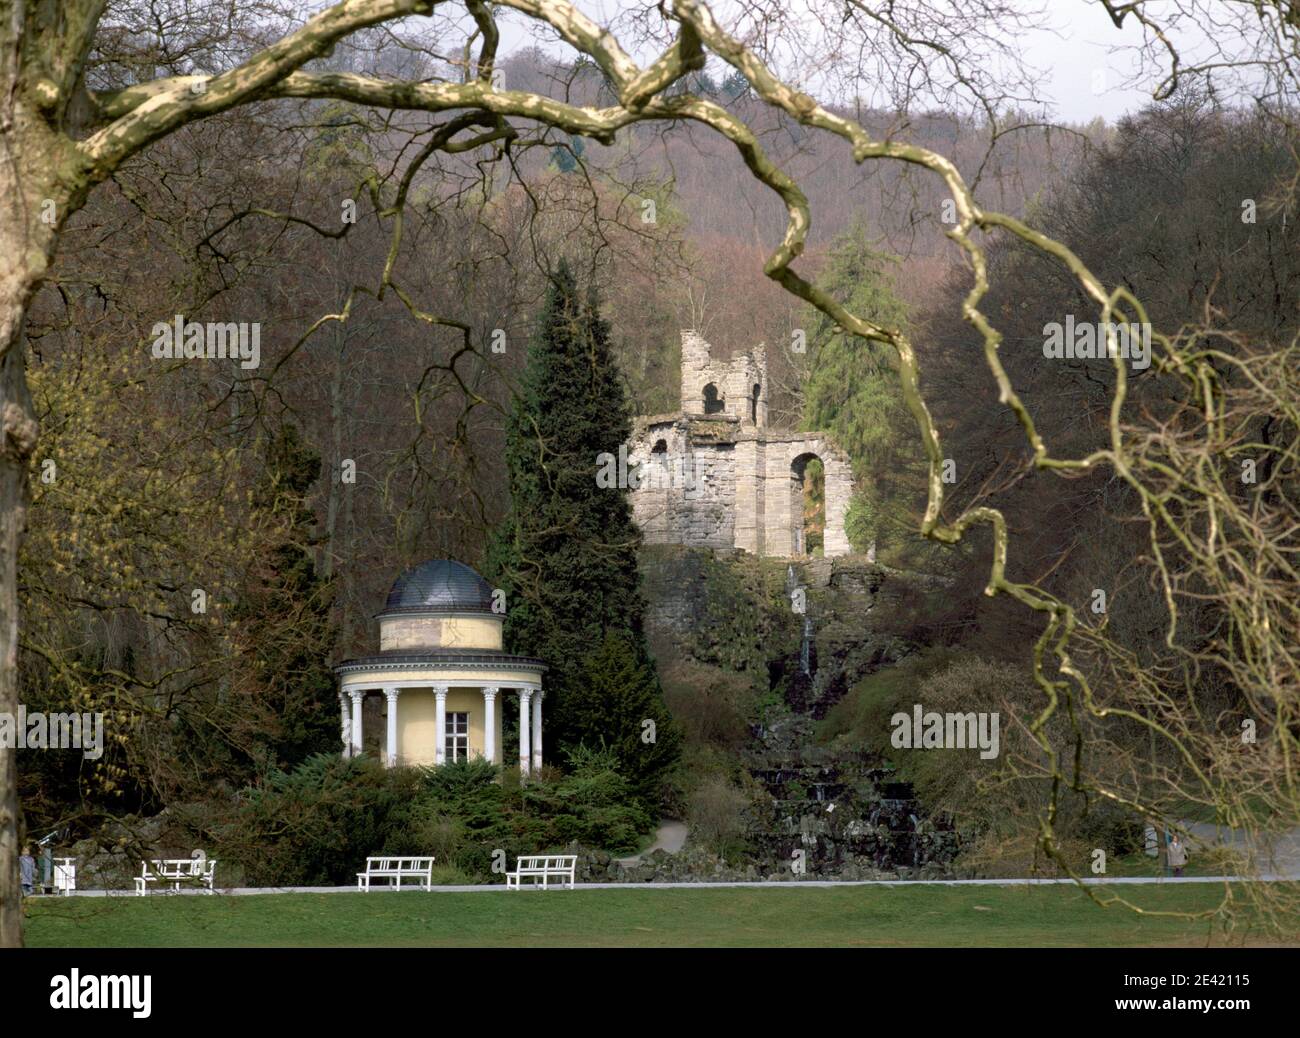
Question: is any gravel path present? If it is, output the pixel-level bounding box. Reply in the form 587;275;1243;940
614;819;688;866
45;872;1298;897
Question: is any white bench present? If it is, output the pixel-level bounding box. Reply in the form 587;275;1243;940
53;857;76;895
356;856;435;891
135;857;217;895
506;855;577;890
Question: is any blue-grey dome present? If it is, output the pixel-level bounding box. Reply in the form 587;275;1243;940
381;560;495;615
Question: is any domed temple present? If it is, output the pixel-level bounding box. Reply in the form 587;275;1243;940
334;560;547;773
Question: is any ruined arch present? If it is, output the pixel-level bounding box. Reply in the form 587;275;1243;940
626;333;855;559
790;452;826;556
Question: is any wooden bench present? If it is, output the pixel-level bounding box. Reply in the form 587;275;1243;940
135;857;217;895
356;856;435;891
506;854;577;890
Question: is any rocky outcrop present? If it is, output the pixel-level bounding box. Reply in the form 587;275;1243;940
60;809;191;890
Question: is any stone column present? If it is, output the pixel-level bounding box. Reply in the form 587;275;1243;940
384;687;399;767
518;688;533;777
339;692;351;759
348;690;364;758
433;685;448;766
821;451;854;558
733;438;762;555
481;687;499;764
531;689;544;773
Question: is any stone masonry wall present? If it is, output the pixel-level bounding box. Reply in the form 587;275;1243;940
628;415;735;550
628;331;854;559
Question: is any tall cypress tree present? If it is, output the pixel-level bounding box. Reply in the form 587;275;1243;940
487;262;678;800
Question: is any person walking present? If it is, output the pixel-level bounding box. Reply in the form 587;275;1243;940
1167;833;1188;877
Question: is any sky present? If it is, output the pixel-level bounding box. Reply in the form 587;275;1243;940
1028;0;1167;122
480;0;1220;125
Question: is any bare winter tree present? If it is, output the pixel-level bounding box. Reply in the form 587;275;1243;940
2;0;1296;946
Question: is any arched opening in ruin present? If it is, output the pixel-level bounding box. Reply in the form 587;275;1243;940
791;453;825;556
750;383;761;424
702;382;724;414
649;438;669;487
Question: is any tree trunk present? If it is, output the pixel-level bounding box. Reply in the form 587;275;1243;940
323;321;345;582
0;275;40;950
0;123;63;948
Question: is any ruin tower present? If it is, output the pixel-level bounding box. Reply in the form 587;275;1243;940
626;331;855;558
680;330;768;427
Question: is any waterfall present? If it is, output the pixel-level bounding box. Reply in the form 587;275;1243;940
800;615;814;677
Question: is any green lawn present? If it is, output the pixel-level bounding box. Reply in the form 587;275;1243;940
23;883;1289;947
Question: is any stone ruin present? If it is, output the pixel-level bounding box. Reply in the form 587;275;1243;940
626;330;855;557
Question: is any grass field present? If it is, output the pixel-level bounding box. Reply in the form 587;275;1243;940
23;883;1289;947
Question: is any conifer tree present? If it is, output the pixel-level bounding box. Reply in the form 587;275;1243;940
800;216;923;561
487;263;679;800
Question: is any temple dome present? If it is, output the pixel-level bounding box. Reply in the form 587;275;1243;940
381;559;495;616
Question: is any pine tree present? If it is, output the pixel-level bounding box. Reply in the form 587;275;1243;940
486;262;679;800
550;134;586;173
800;215;925;562
567;632;679;802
